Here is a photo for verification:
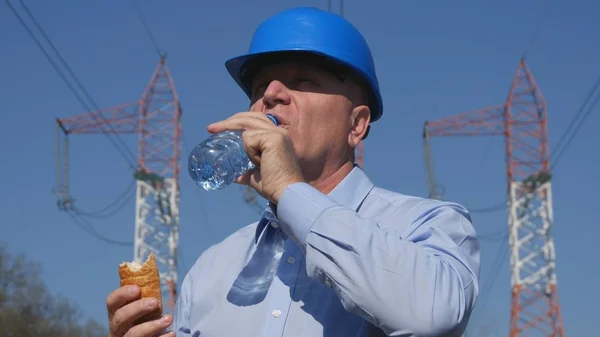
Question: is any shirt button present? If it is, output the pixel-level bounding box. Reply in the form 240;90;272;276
272;309;281;318
270;222;279;228
286;256;295;264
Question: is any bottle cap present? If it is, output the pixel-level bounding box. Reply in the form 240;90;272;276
266;114;280;126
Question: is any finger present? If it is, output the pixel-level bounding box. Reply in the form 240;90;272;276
224;111;272;122
225;111;268;120
112;298;161;336
235;169;261;187
235;171;251;186
208;114;271;133
241;129;274;164
107;285;140;318
207;112;276;134
158;331;176;337
125;315;173;337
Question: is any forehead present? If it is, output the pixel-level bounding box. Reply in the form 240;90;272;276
253;61;327;79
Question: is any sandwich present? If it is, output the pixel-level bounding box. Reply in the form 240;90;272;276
119;253;163;324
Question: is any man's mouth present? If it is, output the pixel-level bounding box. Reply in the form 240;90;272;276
266;113;287;126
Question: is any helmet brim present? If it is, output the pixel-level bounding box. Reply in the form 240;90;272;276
225;49;382;122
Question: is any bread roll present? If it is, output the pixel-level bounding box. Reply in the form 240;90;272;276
119;253;163;324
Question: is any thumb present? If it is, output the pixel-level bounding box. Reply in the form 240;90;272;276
235;168;261;187
234;171;251;186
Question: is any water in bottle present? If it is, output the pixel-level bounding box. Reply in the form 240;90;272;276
188;114;280;191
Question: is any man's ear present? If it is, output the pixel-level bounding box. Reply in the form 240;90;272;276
362;125;371;140
349;105;371;147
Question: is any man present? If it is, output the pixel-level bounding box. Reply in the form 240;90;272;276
106;7;480;337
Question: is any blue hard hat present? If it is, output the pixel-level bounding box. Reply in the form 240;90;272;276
225;7;383;122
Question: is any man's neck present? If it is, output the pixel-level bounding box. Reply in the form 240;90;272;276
310;161;355;195
270;160;353;214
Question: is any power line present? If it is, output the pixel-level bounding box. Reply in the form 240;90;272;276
7;0;140;245
72;181;136;219
467;76;600;212
326;0;344;16
129;1;191;293
470;202;507;213
478;229;508;241
551;74;600;170
458;1;556;216
552;74;600;154
521;0;554;59
6;0;138;169
130;0;162;56
475;239;508;314
517;0;599;171
464;138;504;214
66;210;133;246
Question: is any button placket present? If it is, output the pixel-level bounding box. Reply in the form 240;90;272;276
261;238;302;337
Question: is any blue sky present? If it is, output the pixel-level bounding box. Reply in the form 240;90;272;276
1;0;598;335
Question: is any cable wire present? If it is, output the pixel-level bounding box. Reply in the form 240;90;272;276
7;0;138;169
66;210;133;246
7;0;141;245
478;229;508;241
462;0;556;216
72;186;135;219
130;0;162;56
74;179;136;216
326;0;344;16
521;0;554;59
466;76;600;213
475;239;508;314
551;74;600;170
469;201;507;213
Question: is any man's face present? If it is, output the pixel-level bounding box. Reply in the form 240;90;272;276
248;60;369;177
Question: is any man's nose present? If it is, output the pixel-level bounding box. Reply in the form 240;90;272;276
263;80;291;108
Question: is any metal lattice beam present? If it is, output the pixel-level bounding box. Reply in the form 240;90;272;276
55;56;182;312
422;58;564;337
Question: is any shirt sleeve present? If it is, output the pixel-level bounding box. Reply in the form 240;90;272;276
276;182;481;337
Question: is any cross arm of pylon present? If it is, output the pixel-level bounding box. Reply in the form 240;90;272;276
424;103;506;137
422;58;565;337
56;101;140;135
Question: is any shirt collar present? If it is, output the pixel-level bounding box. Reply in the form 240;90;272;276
254;165;374;243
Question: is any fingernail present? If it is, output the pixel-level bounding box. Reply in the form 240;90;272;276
162;315;172;323
128;286;138;295
146;298;157;307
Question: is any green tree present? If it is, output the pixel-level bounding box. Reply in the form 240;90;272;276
0;243;108;337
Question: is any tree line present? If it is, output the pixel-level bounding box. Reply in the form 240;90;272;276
0;242;108;337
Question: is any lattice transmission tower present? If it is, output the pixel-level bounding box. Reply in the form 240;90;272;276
55;55;182;312
422;58;564;337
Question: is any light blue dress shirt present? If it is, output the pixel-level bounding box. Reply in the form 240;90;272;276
171;166;480;337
